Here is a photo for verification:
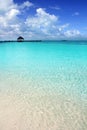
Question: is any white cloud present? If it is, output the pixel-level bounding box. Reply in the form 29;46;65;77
0;8;20;29
6;9;20;20
0;0;20;28
25;8;58;36
59;24;69;31
0;0;82;40
64;30;80;38
36;8;57;21
0;0;34;39
0;0;17;12
20;1;33;9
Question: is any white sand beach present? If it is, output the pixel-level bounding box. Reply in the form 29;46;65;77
0;82;86;130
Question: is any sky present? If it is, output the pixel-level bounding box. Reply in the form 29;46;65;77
0;0;87;40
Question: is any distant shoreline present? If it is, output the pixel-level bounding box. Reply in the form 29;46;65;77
0;40;87;43
0;40;42;43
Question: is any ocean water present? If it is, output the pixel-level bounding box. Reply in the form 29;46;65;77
0;41;87;130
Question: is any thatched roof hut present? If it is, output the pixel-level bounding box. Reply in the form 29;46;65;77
17;36;24;42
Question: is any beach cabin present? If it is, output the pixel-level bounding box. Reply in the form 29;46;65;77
17;36;24;42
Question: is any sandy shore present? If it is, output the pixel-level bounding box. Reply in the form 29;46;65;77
0;90;87;130
0;71;87;130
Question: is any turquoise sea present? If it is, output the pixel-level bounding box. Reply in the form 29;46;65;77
0;41;87;130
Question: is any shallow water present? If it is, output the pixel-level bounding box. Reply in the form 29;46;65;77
0;41;87;130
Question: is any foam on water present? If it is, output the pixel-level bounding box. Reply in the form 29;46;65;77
0;41;87;130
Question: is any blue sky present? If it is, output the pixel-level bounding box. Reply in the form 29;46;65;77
0;0;87;40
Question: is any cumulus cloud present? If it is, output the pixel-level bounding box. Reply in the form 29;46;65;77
19;1;33;9
59;24;69;31
0;0;34;39
0;0;19;27
64;30;80;38
6;9;20;20
0;0;82;40
0;0;17;12
25;8;58;32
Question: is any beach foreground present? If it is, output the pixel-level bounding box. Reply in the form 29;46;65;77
0;90;86;130
0;41;87;130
